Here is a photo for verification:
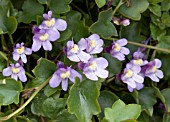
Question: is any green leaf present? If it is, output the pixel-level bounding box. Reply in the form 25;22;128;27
37;0;49;4
161;0;170;11
161;12;170;27
138;87;157;116
161;88;170;112
66;10;89;42
156;36;170;52
67;79;101;122
104;99;141;122
0;78;23;105
90;8;118;38
18;0;44;23
44;85;60;97
42;97;67;118
148;4;161;17
0;6;17;34
95;0;106;8
29;58;56;87
148;0;163;3
118;0;149;20
161;54;170;80
49;0;72;14
163;112;170;122
57;28;72;42
98;91;119;119
103;53;122;75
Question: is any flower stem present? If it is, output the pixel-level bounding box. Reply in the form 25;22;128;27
25;72;35;79
45;51;48;59
0;51;8;61
0;78;50;121
112;0;124;16
8;34;14;45
128;41;170;54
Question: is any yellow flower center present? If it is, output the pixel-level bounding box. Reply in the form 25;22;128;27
90;40;96;47
12;67;20;73
152;66;157;73
40;33;49;41
17;46;25;54
114;43;121;51
45;19;55;27
60;71;70;79
134;59;143;65
90;61;97;70
71;44;79;53
125;70;133;77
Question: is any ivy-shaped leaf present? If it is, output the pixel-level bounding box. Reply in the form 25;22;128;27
148;4;161;17
138;87;157;116
18;0;44;23
0;78;23;105
161;88;170;112
95;0;106;8
104;99;141;122
118;0;149;20
90;8;117;38
49;0;72;14
156;36;170;53
67;79;101;122
0;6;17;34
66;10;89;42
28;58;56;87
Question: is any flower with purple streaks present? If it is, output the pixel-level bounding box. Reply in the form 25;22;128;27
107;38;130;61
143;59;163;82
40;11;67;32
65;40;91;63
78;34;104;54
49;62;82;91
32;28;59;51
2;62;27;82
13;43;32;63
78;57;109;81
121;63;144;92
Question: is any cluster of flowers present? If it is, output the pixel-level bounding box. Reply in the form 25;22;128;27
2;10;164;92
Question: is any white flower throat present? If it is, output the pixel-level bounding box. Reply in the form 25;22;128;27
71;44;79;53
45;18;55;27
134;59;143;65
12;67;20;73
125;70;133;77
90;40;96;48
90;61;97;70
114;43;121;51
40;33;49;41
60;71;70;79
17;46;25;54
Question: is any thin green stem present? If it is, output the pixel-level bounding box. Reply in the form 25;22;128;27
0;51;8;61
0;78;50;121
128;41;170;54
112;0;124;16
71;3;86;15
8;34;14;45
45;51;48;59
25;72;35;79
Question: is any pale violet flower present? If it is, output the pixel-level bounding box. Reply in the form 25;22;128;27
13;43;32;63
142;59;163;82
78;57;109;81
65;40;91;63
113;17;130;26
121;63;144;92
78;34;104;54
2;62;27;82
39;11;67;32
108;38;130;61
49;62;82;91
32;28;59;51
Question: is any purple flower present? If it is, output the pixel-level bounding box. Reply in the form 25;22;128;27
65;40;91;63
49;62;82;91
32;28;59;51
112;17;130;26
121;63;144;92
78;34;104;54
78;57;109;81
2;63;27;82
39;11;67;32
130;51;148;66
108;38;130;61
120;19;130;26
13;43;32;63
143;59;163;82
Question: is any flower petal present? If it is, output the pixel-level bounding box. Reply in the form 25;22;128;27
111;52;125;61
116;38;128;46
32;40;41;52
136;83;144;90
69;69;82;82
11;74;18;81
55;19;67;31
95;57;108;69
62;78;68;91
147;73;159;82
78;38;87;50
90;47;103;54
156;70;163;79
42;41;52;51
124;78;136;88
18;71;27;82
127;85;134;92
67;54;80;62
132;73;144;83
21;54;27;63
13;52;20;61
84;71;98;81
78;51;91;63
95;68;109;79
49;74;62;88
120;47;130;55
24;48;32;55
2;67;12;76
47;29;60;41
154;59;162;68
